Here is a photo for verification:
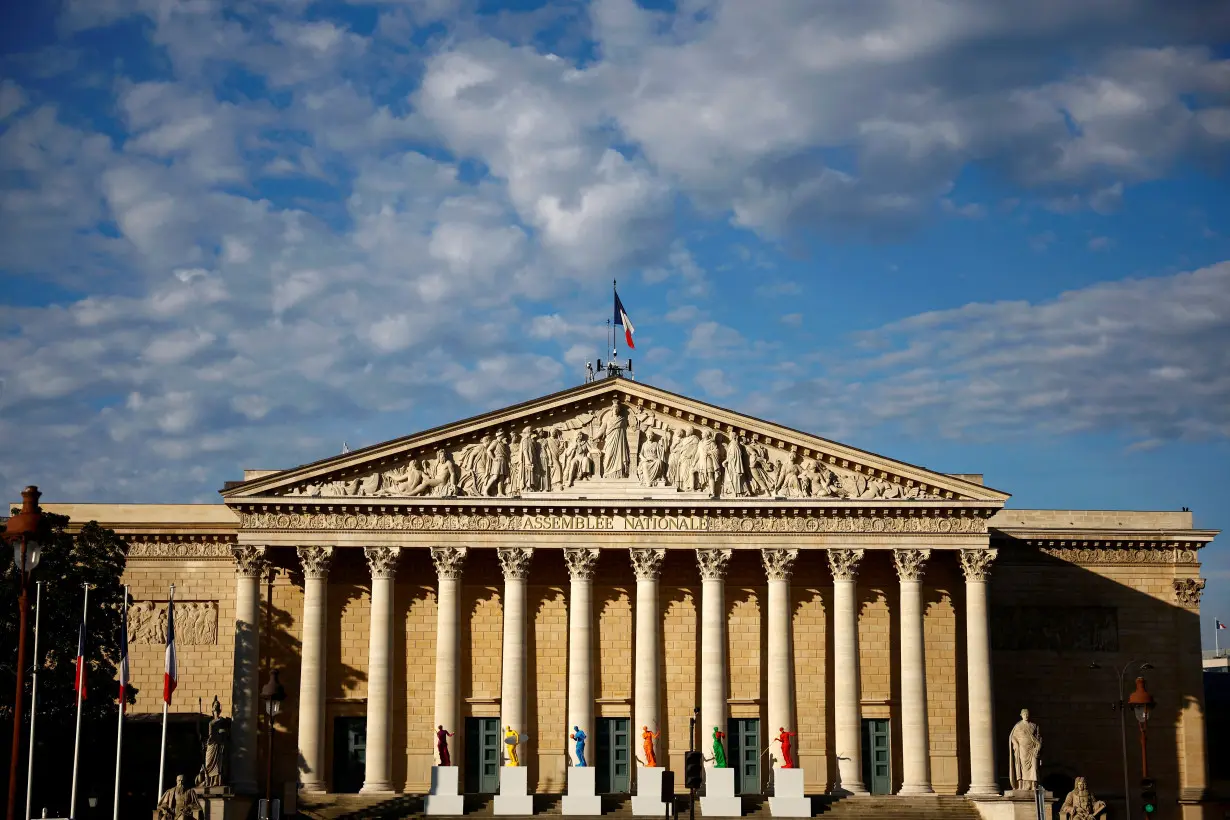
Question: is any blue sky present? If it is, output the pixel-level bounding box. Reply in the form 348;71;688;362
1;0;1228;643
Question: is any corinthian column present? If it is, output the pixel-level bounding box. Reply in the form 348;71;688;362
565;548;601;766
827;548;866;796
631;549;666;761
229;545;267;795
762;549;798;768
696;548;732;768
432;548;467;757
893;548;933;795
960;549;999;796
296;546;334;793
498;548;534;762
361;546;401;794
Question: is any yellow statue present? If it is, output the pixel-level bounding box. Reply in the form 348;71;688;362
504;725;521;767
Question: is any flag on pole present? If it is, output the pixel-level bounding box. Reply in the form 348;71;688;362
163;595;177;704
614;289;635;349
75;616;88;701
118;593;130;707
1218;619;1227;630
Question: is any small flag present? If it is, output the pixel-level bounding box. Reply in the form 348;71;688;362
1218;619;1227;630
75;618;88;701
163;595;177;704
118;593;130;707
614;289;635;349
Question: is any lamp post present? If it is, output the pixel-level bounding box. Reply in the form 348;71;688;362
4;486;44;820
1090;660;1153;820
1128;677;1155;779
261;669;287;807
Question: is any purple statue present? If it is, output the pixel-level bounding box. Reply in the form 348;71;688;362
437;725;454;767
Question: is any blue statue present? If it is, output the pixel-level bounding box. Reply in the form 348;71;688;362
570;726;588;767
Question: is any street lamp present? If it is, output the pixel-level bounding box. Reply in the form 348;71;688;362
4;486;44;820
1090;660;1154;820
1128;677;1155;779
261;670;287;806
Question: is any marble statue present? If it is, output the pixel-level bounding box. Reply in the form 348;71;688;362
517;426;541;492
436;725;454;767
598;399;630;478
504;726;521;767
485;432;511;496
565;433;595;486
409;450;457;497
642;725;659;768
712;727;727;768
774;728;797;769
196;697;230;789
776;454;805;498
1059;777;1107;820
722;434;749;497
1008;708;1042;792
697;430;721;494
542;428;566;490
571;726;588;767
156;775;203;820
638;431;667;487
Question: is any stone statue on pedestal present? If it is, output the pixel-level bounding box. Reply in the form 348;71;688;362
196;697;230;790
1059;777;1107;820
156;775;203;820
436;725;454;767
712;727;727;768
571;726;588;766
1008;708;1042;791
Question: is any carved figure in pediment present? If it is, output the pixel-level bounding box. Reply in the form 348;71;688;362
697;430;721;495
805;458;841;498
517;426;541;493
409;449;458;497
672;428;701;491
566;432;596;486
638;431;668;487
542;428;566;490
776;454;806;498
458;436;491;495
598;399;630;478
747;442;775;496
484;432;511;496
838;470;879;499
379;458;423;496
723;435;749;497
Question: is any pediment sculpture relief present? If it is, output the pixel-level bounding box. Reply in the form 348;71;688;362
280;398;940;501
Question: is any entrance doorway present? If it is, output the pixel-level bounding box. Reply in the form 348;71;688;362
596;718;631;793
464;717;501;793
861;718;891;795
331;716;366;793
728;718;761;795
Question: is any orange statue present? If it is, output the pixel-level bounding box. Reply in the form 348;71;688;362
642;725;660;768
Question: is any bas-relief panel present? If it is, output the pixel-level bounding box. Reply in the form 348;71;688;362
275;398;946;502
128;600;218;644
990;606;1119;652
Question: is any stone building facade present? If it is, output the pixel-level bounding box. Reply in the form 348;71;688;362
43;378;1217;817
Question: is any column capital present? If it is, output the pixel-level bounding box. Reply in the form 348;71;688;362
630;548;666;581
431;546;468;580
231;545;268;578
565;547;600;581
959;548;998;582
827;548;865;581
696;547;732;581
297;546;334;580
498;547;535;581
893;548;932;582
364;546;401;580
761;548;799;581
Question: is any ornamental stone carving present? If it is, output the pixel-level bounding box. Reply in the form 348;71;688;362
630;548;666;581
297;546;334;580
827;548;864;581
364;546;401;579
893;549;931;582
231;546;267;578
498;548;535;581
565;548;601;581
128;601;218;645
128;541;233;559
431;547;467;580
696;548;733;581
1040;547;1199;564
761;548;799;581
1173;577;1206;607
960;548;998;582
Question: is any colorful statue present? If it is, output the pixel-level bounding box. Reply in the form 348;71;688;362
712;727;727;768
774;727;797;769
436;725;454;767
642;725;660;768
504;726;520;767
571;726;588;767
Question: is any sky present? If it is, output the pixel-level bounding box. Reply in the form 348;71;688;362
1;0;1227;645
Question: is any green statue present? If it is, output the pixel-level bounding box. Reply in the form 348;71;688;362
712;727;727;768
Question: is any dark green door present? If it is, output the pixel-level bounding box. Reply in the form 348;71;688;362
861;719;891;795
728;718;761;795
331;716;366;793
464;717;501;793
596;718;631;793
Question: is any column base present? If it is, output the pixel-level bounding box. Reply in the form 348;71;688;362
965;784;1002;798
359;781;395;795
631;767;670;816
898;784;937;796
769;768;811;818
494;767;534;815
561;766;603;815
299;780;327;795
700;768;742;817
830;782;868;798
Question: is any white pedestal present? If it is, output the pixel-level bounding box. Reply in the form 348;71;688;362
769;768;810;817
561;766;603;815
425;766;465;816
700;767;742;817
632;767;670;816
494;766;534;815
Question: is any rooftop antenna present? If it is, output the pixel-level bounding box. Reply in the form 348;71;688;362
342;441;350;454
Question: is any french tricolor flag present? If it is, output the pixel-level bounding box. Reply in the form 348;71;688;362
75;618;88;701
614;289;635;349
1218;619;1227;630
163;594;178;704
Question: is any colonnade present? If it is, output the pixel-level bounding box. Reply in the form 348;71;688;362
226;545;1000;797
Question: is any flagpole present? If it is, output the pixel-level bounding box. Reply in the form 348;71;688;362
69;584;89;820
23;582;41;820
113;585;129;820
1217;619;1221;656
157;584;175;802
612;278;619;364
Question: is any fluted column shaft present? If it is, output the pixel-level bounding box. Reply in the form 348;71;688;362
297;547;333;793
961;549;999;796
565;549;600;766
828;548;866;795
632;549;666;767
697;549;732;771
763;549;798;768
229;546;266;795
499;548;533;762
894;549;933;795
432;548;468;760
361;547;400;794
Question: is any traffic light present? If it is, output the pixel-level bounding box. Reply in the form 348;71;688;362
684;751;703;789
1141;778;1157;814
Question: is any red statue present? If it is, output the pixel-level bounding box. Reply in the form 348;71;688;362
774;727;797;769
642;725;660;768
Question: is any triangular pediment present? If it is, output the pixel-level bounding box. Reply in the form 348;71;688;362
222;378;1009;505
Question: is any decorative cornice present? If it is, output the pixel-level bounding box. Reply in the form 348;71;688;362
893;548;931;582
364;546;401;580
231;545;268;578
564;547;600;581
696;548;733;581
630;548;666;581
1038;546;1200;565
1173;577;1205;608
297;546;334;580
127;540;235;559
960;548;998;582
827;548;864;581
431;547;467;580
761;548;799;581
498;547;535;581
